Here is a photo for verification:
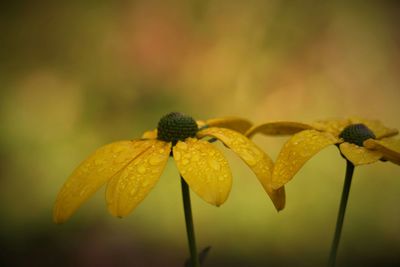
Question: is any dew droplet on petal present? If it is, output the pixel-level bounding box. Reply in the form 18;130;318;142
79;187;88;196
177;142;188;150
138;165;146;174
149;154;165;165
249;146;261;157
240;149;257;166
174;151;182;160
182;158;190;165
209;159;221;170
192;154;200;162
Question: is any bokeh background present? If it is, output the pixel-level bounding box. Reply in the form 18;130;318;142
1;1;400;266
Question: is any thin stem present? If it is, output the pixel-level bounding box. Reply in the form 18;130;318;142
181;176;200;267
328;160;355;267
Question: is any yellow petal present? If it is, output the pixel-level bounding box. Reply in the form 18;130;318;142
142;129;158;139
173;138;232;206
364;138;400;165
197;127;285;211
106;141;171;217
246;121;313;138
339;142;382;166
53;140;153;223
106;140;171;217
311;118;351;137
204;117;253;134
349;117;399;139
196;120;206;128
272;130;338;189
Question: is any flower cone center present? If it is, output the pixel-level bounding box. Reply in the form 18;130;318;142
339;123;375;146
157;112;198;145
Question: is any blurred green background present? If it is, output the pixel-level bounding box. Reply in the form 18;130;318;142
1;1;400;266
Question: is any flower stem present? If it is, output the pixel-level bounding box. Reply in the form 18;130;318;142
328;160;355;267
181;176;200;267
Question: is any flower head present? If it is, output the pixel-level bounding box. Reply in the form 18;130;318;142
246;117;400;189
54;112;285;223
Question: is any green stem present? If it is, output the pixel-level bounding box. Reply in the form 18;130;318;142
181;176;200;267
328;160;355;267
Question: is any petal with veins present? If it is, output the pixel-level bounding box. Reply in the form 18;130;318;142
173;138;232;206
106;141;171;217
272;130;338;189
53;140;154;223
339;142;382;166
197;127;285;211
311;119;351;137
364;138;400;165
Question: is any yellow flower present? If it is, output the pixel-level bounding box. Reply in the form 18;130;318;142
54;112;285;223
246;117;400;189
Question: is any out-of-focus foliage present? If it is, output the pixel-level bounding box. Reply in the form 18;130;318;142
1;1;399;266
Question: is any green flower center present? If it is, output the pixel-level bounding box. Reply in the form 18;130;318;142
339;123;376;146
157;112;198;145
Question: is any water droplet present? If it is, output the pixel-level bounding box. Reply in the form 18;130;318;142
182;159;189;165
142;180;150;187
177;142;188;150
79;187;88;196
94;159;102;165
209;159;221;170
112;154;117;158
218;176;224;181
192;154;200;162
138;165;146;174
174;151;182;160
240;149;257;166
149;154;165;165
